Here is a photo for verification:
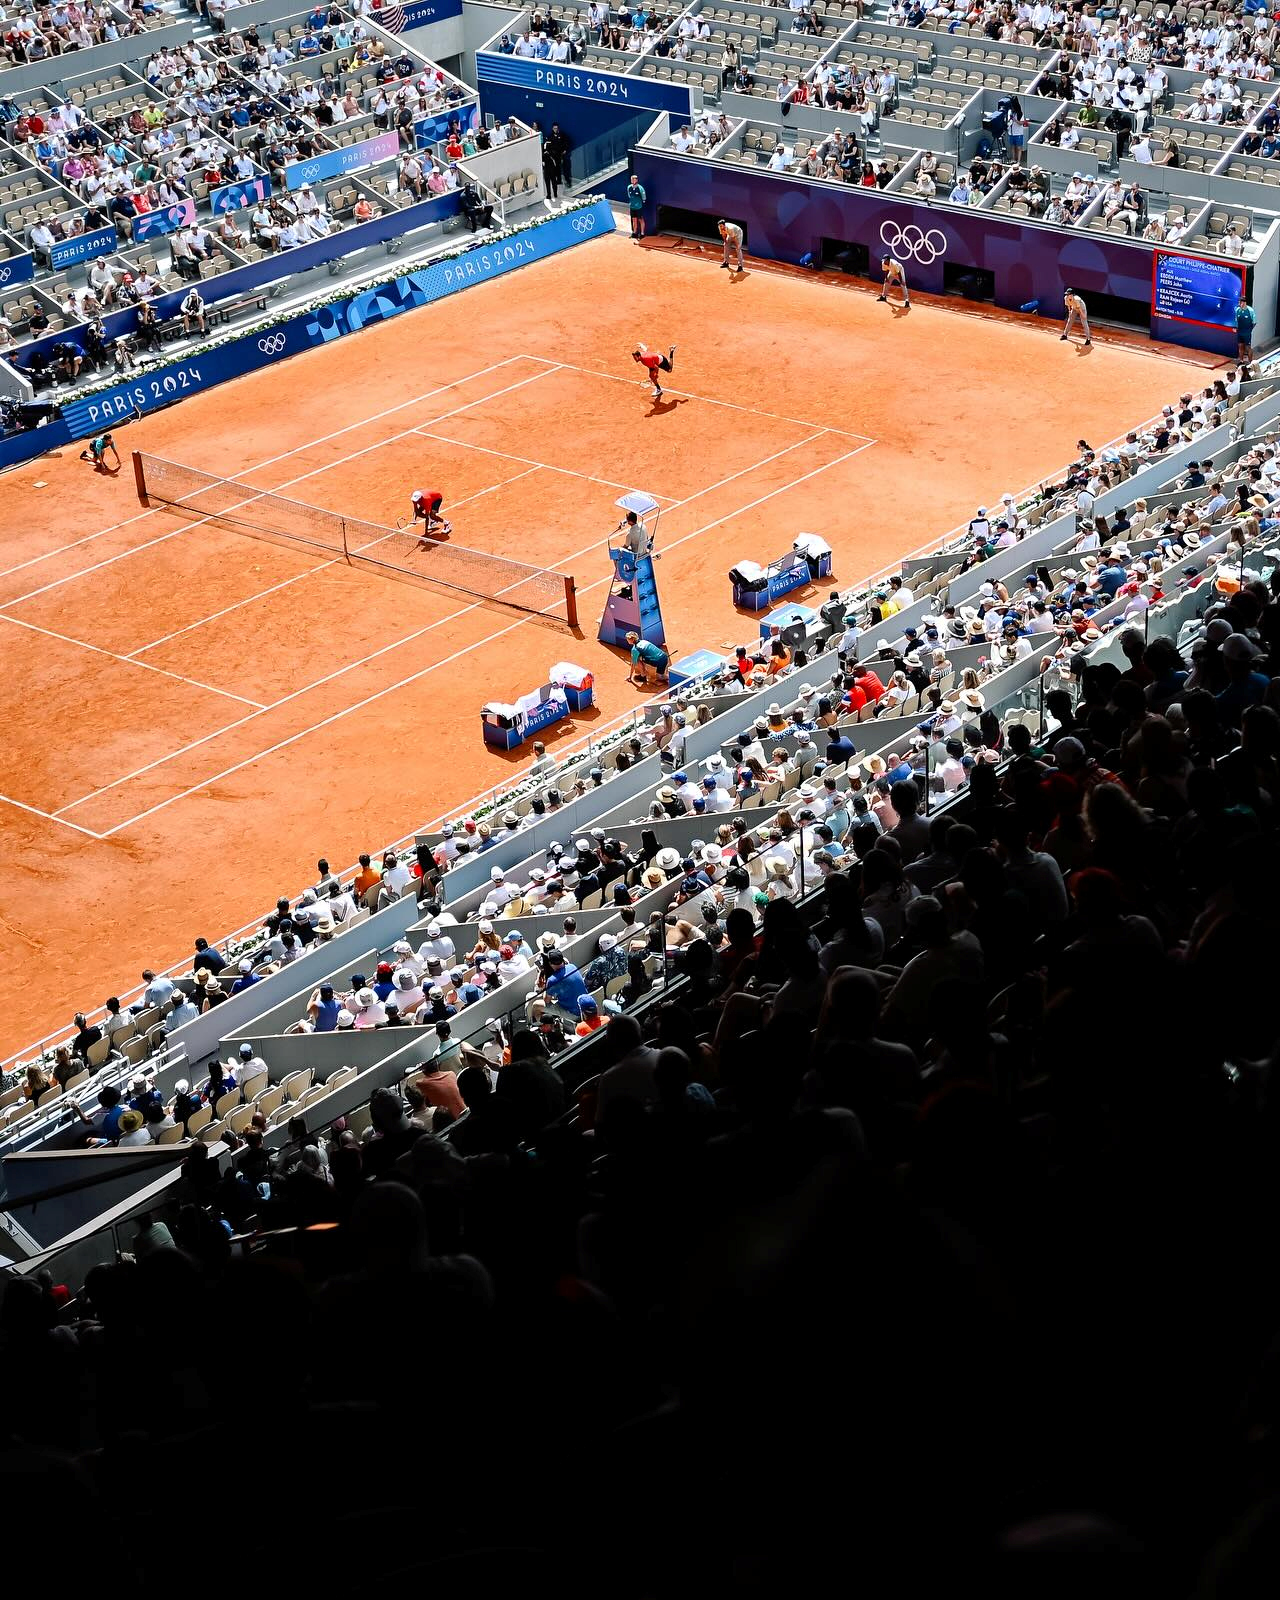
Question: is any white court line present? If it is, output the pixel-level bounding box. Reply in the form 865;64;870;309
2;365;564;613
656;430;831;516
654;441;877;564
0;355;537;581
526;353;878;444
127;464;542;659
59;453;627;818
413;429;680;500
0;791;106;840
0;613;266;709
73;435;875;837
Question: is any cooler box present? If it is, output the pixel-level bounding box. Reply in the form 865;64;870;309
669;648;725;689
760;601;818;641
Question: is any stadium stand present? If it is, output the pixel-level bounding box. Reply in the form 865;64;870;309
590;0;1280;269
0;3;521;410
8;357;1280;1588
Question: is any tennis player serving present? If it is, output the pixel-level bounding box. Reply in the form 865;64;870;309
632;342;677;401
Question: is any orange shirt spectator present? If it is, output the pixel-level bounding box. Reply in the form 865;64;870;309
352;854;380;898
415;1065;464;1117
575;998;607;1036
854;667;885;702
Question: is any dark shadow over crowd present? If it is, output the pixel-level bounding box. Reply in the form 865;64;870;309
8;577;1280;1598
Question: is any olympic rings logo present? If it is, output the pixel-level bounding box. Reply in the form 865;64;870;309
571;212;596;233
257;332;288;354
879;219;946;264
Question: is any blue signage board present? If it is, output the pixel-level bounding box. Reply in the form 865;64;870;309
209;175;271;214
523;695;570;737
375;0;462;29
476;53;695;116
49;226;118;272
414;101;479;151
0;249;35;287
1152;250;1245;330
55;200;614;440
284;130;400;191
132;200;197;244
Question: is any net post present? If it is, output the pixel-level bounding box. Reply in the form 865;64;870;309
341;518;350;564
564;575;578;629
131;450;148;506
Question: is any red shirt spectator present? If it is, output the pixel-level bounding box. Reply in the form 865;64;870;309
854;667;885;702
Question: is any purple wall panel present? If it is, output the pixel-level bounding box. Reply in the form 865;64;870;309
631;149;1235;355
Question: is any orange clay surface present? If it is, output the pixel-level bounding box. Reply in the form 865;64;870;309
0;228;1214;1060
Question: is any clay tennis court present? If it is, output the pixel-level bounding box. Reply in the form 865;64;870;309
0;229;1211;1059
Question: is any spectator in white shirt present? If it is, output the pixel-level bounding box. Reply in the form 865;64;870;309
497;942;532;982
117;1109;151;1146
391;968;425;1017
102;997;133;1038
703;775;733;812
416;922;456;966
381;852;411;894
484;866;518;909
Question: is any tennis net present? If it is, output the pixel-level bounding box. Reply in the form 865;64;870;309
132;452;578;627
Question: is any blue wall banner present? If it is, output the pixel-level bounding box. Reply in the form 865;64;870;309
209;175;271;214
49;226;118;272
0;417;71;467
631;147;1237;356
52;200;614;441
284;131;400;191
0;249;35;287
373;0;463;30
132;199;197;243
414;101;479;151
476;53;694;116
13;192;461;377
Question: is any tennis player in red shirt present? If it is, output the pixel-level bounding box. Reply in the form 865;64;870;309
411;488;451;544
632;342;677;400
